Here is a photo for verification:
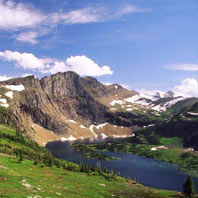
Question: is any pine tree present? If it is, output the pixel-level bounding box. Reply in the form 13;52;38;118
18;154;23;163
183;176;196;198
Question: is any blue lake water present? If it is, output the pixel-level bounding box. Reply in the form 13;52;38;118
46;138;198;192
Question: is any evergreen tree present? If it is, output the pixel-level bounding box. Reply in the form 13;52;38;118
18;154;23;163
33;157;38;165
103;167;108;174
183;176;196;198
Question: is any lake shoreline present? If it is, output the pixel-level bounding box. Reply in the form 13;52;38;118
46;138;198;192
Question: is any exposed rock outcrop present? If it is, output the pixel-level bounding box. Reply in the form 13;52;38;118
0;72;138;145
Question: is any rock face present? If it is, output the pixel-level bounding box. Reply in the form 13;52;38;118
0;72;138;144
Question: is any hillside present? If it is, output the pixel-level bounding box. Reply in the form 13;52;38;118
136;101;198;149
0;124;179;198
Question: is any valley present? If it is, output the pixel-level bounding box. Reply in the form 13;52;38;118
0;124;179;198
0;72;197;197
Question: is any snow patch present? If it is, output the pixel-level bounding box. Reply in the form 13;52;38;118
0;98;9;108
61;135;76;141
115;85;118;89
0;103;9;108
5;91;13;99
95;123;108;129
125;95;150;106
151;146;168;151
185;148;194;151
0;98;7;103
110;100;124;106
188;112;198;116
101;133;108;138
113;134;133;138
80;125;86;128
5;84;25;91
89;125;98;138
68;120;77;123
148;124;155;127
151;105;166;111
151;97;184;111
163;97;184;109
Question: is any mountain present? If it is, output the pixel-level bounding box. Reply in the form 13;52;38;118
107;87;187;119
134;100;198;149
0;72;139;146
0;71;196;147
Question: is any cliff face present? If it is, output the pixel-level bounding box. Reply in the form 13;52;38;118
0;72;138;145
81;76;137;106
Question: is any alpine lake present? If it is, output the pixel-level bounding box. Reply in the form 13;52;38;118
46;137;198;192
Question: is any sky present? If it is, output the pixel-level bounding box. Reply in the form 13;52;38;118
0;0;197;97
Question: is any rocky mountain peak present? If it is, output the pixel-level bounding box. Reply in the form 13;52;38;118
40;71;86;98
0;75;40;89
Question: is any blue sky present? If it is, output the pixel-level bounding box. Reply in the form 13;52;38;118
0;0;197;96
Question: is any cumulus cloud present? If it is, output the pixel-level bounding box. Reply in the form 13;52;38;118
173;78;198;97
0;0;45;30
166;63;198;71
64;55;113;76
0;50;46;70
0;50;113;77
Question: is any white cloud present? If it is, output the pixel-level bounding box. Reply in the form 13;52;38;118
50;5;146;25
166;63;198;71
0;0;45;30
0;50;46;70
173;78;198;97
50;8;102;24
64;55;113;76
0;75;12;81
0;1;147;43
0;51;113;77
16;31;38;44
116;4;146;17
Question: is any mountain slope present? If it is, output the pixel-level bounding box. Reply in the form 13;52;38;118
133;101;198;150
0;72;137;145
0;71;196;146
0;124;179;198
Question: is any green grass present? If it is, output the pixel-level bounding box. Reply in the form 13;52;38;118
0;124;180;197
0;154;179;198
0;125;16;136
160;137;183;147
